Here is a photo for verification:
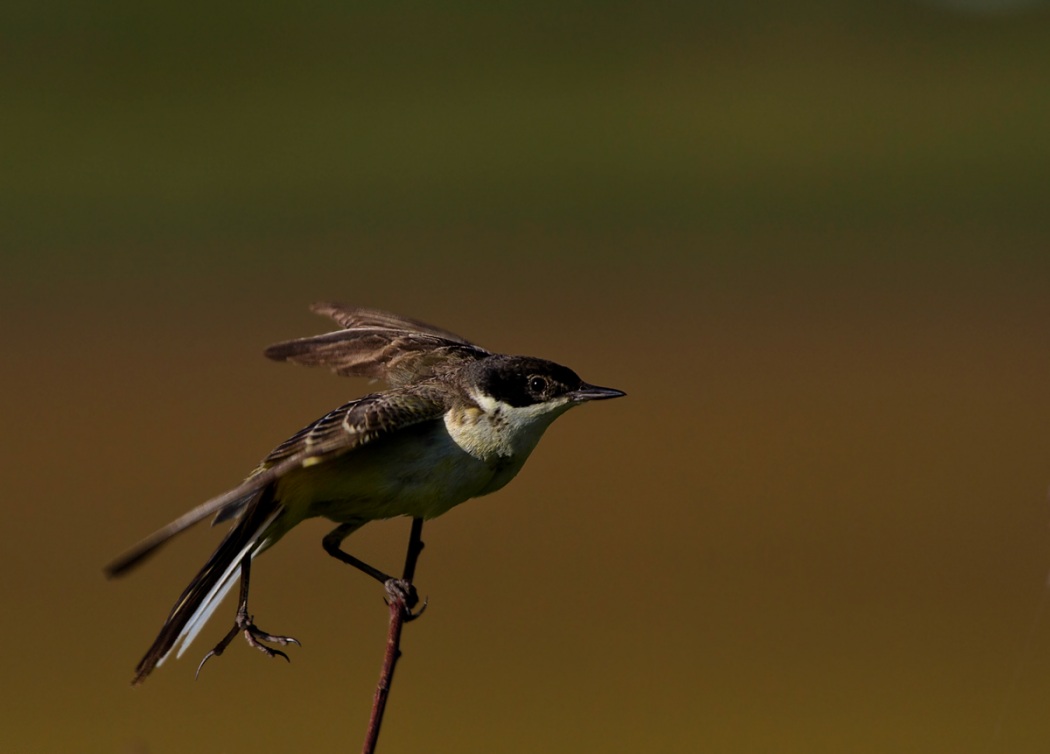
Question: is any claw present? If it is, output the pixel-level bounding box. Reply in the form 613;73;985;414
384;578;427;620
404;596;428;623
243;624;301;653
194;611;300;680
383;578;417;607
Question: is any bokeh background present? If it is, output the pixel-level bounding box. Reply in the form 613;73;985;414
4;1;1050;752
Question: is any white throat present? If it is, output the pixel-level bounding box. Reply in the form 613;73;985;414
445;389;573;463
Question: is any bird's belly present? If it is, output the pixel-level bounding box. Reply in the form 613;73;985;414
276;421;506;523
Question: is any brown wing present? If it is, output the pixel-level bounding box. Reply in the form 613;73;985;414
105;386;449;577
260;384;449;468
310;303;474;343
264;303;489;387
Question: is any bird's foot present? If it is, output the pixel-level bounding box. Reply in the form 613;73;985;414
384;578;427;621
196;612;301;679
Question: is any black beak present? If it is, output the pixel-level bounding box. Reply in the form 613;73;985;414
571;383;626;402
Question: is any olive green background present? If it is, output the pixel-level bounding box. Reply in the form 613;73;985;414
4;2;1050;752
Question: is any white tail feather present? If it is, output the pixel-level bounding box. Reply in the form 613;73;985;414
157;524;276;666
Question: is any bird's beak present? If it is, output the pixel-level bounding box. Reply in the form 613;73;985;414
571;383;626;402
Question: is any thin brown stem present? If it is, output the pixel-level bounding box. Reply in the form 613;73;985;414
361;517;425;754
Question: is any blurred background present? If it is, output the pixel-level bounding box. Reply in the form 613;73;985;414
3;1;1050;752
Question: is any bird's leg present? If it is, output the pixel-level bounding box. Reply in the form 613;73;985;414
323;522;424;615
195;555;300;679
398;517;427;621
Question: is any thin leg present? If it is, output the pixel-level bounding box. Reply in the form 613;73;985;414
323;523;396;583
402;517;425;583
323;521;424;612
399;518;426;622
195;555;300;679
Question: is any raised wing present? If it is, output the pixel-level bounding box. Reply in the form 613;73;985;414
310;303;474;343
105;386;449;577
264;303;489;387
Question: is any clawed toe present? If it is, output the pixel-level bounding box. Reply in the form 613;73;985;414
384;578;426;620
244;624;301;654
195;612;300;679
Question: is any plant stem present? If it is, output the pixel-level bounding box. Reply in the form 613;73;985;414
361;517;425;754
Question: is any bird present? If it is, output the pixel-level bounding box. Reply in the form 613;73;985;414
105;303;625;684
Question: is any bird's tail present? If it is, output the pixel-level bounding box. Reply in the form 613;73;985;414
131;489;283;685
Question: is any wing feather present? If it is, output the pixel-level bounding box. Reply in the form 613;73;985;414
309;303;474;343
263;304;488;386
261;386;449;467
105;386;449;577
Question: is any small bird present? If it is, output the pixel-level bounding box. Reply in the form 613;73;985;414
106;304;624;684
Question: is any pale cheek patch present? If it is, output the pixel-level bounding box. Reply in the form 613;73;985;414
450;390;574;461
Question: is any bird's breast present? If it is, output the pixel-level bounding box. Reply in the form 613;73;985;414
277;417;520;524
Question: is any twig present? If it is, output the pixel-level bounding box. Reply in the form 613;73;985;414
361;517;426;754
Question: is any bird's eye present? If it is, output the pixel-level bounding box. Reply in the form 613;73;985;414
528;375;549;395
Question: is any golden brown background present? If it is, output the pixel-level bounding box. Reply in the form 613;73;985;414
4;2;1050;752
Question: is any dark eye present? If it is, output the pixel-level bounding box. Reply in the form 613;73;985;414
528;375;549;395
